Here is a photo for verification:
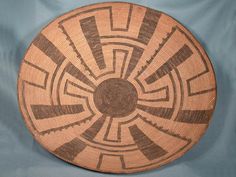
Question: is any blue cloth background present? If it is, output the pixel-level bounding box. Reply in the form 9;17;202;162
0;0;235;176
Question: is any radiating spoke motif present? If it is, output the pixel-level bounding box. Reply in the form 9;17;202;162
137;104;174;119
18;2;216;173
124;46;144;80
65;80;94;94
32;33;66;105
33;33;65;65
175;109;214;123
31;104;84;119
145;44;193;84
80;16;106;69
54;138;87;161
129;125;168;160
103;117;121;142
137;9;161;45
81;115;106;141
64;62;97;89
22;60;49;89
137;86;169;102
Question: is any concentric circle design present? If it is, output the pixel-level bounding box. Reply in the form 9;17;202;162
17;2;217;173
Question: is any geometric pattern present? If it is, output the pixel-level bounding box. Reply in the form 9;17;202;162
17;2;216;173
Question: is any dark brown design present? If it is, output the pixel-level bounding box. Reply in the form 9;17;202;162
137;9;161;44
175;109;214;123
136;104;174;119
145;44;193;84
129;124;167;160
18;2;216;174
23;60;49;89
33;33;65;65
31;104;84;119
80;16;106;69
94;78;138;117
64;62;96;89
81;115;106;140
124;46;144;79
54;138;86;161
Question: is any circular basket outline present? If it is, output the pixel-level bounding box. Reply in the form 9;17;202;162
17;2;217;174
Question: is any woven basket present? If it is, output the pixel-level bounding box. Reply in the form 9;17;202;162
17;2;216;174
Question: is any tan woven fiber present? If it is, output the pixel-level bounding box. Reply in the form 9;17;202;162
17;2;216;174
